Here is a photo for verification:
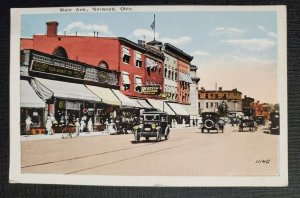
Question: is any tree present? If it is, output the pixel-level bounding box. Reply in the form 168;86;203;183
218;100;229;117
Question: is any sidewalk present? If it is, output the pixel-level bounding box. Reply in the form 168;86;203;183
21;131;110;141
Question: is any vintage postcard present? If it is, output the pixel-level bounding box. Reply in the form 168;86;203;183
10;5;287;186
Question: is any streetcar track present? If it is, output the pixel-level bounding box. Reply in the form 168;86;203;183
22;136;191;169
66;134;231;174
65;142;194;174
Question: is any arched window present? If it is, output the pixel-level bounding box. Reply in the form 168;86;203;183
52;46;68;58
98;61;108;69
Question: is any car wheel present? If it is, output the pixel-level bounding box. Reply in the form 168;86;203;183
165;127;170;140
134;131;140;142
204;119;214;129
156;130;161;142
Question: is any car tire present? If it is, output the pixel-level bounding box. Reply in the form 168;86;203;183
164;127;170;140
134;131;140;142
204;119;214;129
156;130;161;142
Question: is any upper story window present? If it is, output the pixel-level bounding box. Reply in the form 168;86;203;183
168;70;171;79
53;46;68;58
164;68;167;78
146;58;157;73
134;76;142;92
98;61;108;69
122;47;131;64
175;72;178;80
135;51;142;68
122;72;130;91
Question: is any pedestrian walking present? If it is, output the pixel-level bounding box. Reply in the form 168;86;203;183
45;115;53;135
25;115;33;134
75;118;80;136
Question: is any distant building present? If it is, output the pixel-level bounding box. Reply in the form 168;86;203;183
198;87;242;113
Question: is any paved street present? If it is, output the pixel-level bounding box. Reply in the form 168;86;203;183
21;125;279;176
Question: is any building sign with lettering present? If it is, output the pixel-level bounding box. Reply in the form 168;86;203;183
141;85;161;95
27;50;119;86
30;52;86;79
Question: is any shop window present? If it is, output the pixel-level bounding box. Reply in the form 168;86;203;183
134;76;142;92
122;47;131;64
135;51;142;68
215;102;218;107
122;73;130;91
98;61;108;69
53;46;68;58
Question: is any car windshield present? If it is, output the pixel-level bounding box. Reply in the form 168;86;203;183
144;115;159;121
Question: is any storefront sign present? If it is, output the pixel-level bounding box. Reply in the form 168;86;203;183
98;71;108;82
141;85;161;95
66;101;81;110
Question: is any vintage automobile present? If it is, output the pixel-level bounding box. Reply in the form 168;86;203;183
199;112;225;133
238;117;257;132
255;116;265;126
134;111;170;142
269;112;280;135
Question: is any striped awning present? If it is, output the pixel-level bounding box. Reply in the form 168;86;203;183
179;72;193;84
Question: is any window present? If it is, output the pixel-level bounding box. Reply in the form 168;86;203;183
168;70;171;79
122;73;130;91
122;47;131;64
134;76;142;92
171;71;174;80
98;61;108;69
135;51;142;68
164;68;168;77
211;102;213;107
206;102;208;108
205;94;208;99
146;58;157;73
175;72;177;80
53;46;68;58
215;102;218;107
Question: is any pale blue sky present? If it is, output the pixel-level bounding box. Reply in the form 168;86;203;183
21;11;278;103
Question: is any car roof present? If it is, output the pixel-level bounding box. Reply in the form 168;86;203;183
142;111;168;115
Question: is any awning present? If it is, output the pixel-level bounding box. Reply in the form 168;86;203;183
111;90;142;108
21;79;45;108
135;52;142;61
35;78;101;102
146;58;157;68
182;103;199;116
167;102;190;115
86;85;121;106
122;47;130;56
147;99;175;115
179;72;193;84
136;99;153;109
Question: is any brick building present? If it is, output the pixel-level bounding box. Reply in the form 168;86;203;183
21;21;164;99
198;87;242;113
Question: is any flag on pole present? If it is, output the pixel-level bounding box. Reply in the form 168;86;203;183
151;15;155;30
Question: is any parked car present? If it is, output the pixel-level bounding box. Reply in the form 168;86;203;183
238;116;257;132
133;111;170;142
269;112;280;135
199;112;225;133
255;116;265;126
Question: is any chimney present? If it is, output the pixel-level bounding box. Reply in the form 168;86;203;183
46;21;59;37
219;87;222;91
138;40;145;45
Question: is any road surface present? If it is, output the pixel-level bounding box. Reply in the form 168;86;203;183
21;125;279;176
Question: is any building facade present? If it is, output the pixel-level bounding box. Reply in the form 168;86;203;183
198;87;242;113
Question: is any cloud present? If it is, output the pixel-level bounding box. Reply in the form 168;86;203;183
161;36;192;45
62;21;112;36
210;27;246;37
267;32;277;38
258;25;277;39
258;25;267;32
132;28;159;41
191;50;210;56
221;38;276;51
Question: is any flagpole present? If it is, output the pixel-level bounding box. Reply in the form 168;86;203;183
154;14;156;41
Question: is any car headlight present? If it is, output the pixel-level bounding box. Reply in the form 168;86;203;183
151;123;156;129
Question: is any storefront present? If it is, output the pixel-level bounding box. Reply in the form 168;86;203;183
20;79;46;134
167;102;190;127
31;77;102;132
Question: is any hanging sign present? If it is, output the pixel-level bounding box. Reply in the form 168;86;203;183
140;85;161;95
